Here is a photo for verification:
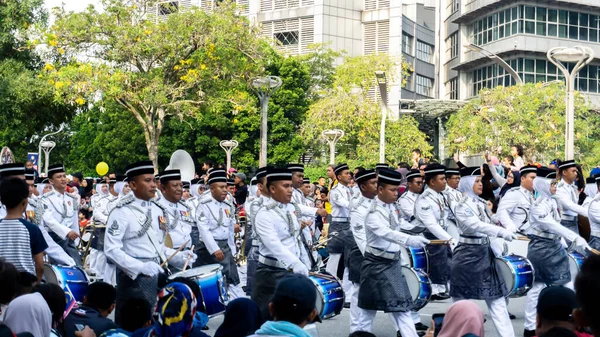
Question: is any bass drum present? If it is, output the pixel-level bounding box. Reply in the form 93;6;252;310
169;264;228;317
309;272;345;320
401;266;431;311
399;246;428;273
569;251;586;282
495;255;534;298
43;264;89;303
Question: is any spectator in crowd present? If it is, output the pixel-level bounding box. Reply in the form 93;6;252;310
72;172;86;197
317;177;327;192
0;259;21;305
429;300;485;337
349;332;377;337
411;149;425;169
0;178;47;281
63;282;118;337
33;283;66;329
536;286;590;337
17;271;37;296
574;255;600;337
201;160;214;174
165;277;210;334
215;298;264;337
25;161;39;181
511;145;525;170
101;298;153;336
234;172;248;206
327;165;336;191
4;287;52;337
248;274;320;337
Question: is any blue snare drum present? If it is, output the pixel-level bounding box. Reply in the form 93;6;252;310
494;254;535;298
169;264;228;317
43;265;89;303
569;251;585;281
401;266;431;311
400;246;429;273
309;272;345;320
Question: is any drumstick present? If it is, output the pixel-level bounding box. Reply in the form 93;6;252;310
160;239;191;267
428;240;450;245
182;245;195;270
517;236;530;241
590;248;600;255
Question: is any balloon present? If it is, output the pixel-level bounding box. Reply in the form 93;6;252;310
96;162;109;176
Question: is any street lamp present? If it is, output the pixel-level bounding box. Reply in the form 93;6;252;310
375;71;388;163
252;76;282;167
219;140;239;171
465;43;523;85
38;125;64;176
321;129;344;165
547;46;594;160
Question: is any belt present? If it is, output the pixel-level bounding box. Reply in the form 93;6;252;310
132;256;160;263
531;228;559;240
331;217;349;222
258;255;287;269
458;235;489;245
365;246;400;260
561;215;577;221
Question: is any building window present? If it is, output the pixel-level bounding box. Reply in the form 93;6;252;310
158;1;179;15
472;5;600;45
446;33;458;60
447;78;458;100
274;31;299;46
416;75;433;97
402;33;413;55
416;40;434;63
262;17;314;55
446;0;459;17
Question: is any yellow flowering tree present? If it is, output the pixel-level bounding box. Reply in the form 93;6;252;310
42;0;271;169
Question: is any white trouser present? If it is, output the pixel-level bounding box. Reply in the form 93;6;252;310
228;283;246;300
432;284;446;295
349;282;362;333
42;227;76;266
325;253;342;276
411;311;421;324
342;267;351;302
103;264;116;286
524;281;573;331
358;309;417;337
453;297;515;337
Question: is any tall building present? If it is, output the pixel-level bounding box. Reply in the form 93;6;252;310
443;0;600;106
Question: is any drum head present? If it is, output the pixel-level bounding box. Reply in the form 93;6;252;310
400;266;419;301
169;264;222;280
568;254;580;280
399;247;411;267
494;258;515;292
43;265;60;285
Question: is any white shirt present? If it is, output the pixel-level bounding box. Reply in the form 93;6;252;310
454;196;504;238
413;188;452;241
397;190;420;221
364;197;412;255
93;195;112;225
40;190;78;239
442;186;463;222
195;196;235;255
497;186;534;233
531;197;579;242
555;180;587;217
588;193;600;236
156;197;194;249
329;184;352;218
349;195;373;255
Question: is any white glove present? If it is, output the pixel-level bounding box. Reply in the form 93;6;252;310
141;261;164;277
499;229;517;241
290;260;309;276
170;250;198;269
405;236;430;248
572;236;591;254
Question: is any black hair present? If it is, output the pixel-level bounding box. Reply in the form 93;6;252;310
398;162;411;169
318;176;326;180
17;271;37;295
34;283;66;325
407;175;422;183
512;144;524;157
504;155;514;165
0;259;19;304
120;297;153;332
575;254;600;333
271;296;313;325
445;172;459;179
424;174;444;185
349;332;377;337
0;178;28;209
85;281;116;311
168;277;204;313
411;149;421;155
354;167;365;173
203;160;214;168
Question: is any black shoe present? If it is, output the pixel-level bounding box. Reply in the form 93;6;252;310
344;302;351;308
414;322;429;331
430;294;450;301
397;331;401;337
509;312;516;319
417;332;426;337
202;326;209;331
524;329;535;337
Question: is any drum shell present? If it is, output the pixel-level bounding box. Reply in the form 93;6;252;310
494;255;535;298
568;252;585;283
169;264;228;317
401;266;431;311
309;272;345;320
43;264;89;303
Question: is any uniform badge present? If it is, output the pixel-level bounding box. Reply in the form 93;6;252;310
44;204;48;209
464;208;473;217
180;210;189;217
158;216;167;230
68;201;71;206
224;209;230;217
108;221;120;236
421;206;430;210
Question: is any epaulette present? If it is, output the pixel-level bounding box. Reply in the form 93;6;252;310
223;199;233;207
557;181;565;188
40;191;56;200
200;197;211;205
507;186;520;193
178;200;191;211
115;193;135;208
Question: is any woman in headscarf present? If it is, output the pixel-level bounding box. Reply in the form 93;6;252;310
522;167;591;336
498;170;520;199
451;166;517;337
3;290;52;337
436;300;485;337
214;298;264;337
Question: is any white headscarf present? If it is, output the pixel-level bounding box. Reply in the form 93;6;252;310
114;181;126;196
534;177;554;199
584;183;598;199
190;184;201;198
37;183;48;196
4;292;52;337
95;183;107;196
458;175;479;198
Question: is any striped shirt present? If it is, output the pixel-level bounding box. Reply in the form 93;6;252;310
0;218;47;274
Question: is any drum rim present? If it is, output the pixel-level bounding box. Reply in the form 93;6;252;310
168;264;223;280
308;272;345;318
400;265;432;311
495;254;535;297
44;264;90;284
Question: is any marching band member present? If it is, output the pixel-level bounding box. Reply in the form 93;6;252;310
442;168;462;244
194;169;244;299
251;167;311;319
496;165;537;234
357;169;429;336
413;164;454;301
104;160;196;324
41;164;82;266
587;175;600;250
348;169;376;333
555;160;588;236
523;167;591;337
397;169;423;222
88;177;115;276
450;166;517;337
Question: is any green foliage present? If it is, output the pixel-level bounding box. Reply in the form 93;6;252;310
297;43;342;100
445;83;600;170
0;0;46;64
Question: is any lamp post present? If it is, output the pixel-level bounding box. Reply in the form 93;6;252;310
38;125;64;176
219;140;239;171
375;71;388;163
252;76;282;167
547;46;594;160
465;43;523;84
321;129;344;165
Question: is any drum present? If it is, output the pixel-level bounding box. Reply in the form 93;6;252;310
569;251;585;281
309;272;344;320
401;266;431;311
495;254;535;298
169;264;227;317
43;264;89;303
400;246;428;272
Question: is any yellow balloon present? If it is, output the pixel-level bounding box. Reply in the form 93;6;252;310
96;162;109;176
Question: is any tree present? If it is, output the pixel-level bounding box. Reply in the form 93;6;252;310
445;83;600;170
300;54;431;166
42;0;272;169
297;43;342;101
